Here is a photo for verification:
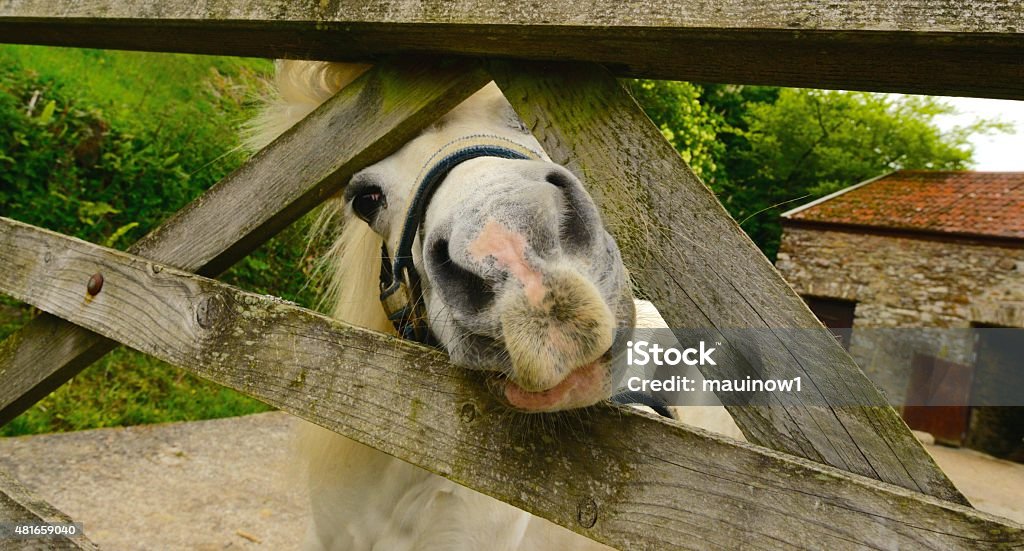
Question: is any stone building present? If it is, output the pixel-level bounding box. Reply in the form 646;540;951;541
775;171;1023;460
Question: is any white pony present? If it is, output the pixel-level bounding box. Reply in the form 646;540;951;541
249;60;741;551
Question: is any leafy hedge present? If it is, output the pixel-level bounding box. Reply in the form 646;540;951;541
0;47;305;435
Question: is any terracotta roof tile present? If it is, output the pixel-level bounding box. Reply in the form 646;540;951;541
785;171;1024;239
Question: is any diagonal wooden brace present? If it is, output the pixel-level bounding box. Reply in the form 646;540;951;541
488;60;968;504
0;58;490;426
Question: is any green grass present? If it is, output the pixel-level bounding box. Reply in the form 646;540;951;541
0;46;284;436
1;45;272;134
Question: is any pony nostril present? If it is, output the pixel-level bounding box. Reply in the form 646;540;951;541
545;171;573;189
429;239;496;314
545;171;594;253
431;238;453;267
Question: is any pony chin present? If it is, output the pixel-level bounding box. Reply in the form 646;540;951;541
492;265;616;412
496;358;613;413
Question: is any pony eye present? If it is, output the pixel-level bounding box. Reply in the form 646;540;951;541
351;188;387;224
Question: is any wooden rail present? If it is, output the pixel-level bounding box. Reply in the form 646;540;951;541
0;58;490;426
0;216;1021;550
0;0;1022;99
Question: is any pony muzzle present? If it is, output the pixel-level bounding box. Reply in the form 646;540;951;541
496;266;616;410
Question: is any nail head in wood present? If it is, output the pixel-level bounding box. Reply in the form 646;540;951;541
86;273;103;296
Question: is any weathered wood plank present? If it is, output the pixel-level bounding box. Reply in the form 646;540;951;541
0;58;490;426
1;217;1022;550
0;469;98;550
0;0;1022;99
488;60;969;504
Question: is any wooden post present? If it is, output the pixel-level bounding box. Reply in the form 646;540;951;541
0;469;98;550
1;0;1021;99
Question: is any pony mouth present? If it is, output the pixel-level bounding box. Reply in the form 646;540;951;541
491;352;612;413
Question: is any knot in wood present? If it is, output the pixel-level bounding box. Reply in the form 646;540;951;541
196;294;225;330
86;273;104;296
576;497;598;528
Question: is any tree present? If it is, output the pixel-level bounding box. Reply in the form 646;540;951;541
631;82;1009;259
624;79;726;183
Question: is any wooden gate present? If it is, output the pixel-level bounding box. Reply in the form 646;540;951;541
1;2;1022;549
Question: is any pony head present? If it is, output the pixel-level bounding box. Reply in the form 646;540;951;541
252;62;635;413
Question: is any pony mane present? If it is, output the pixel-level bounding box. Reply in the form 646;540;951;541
246;60;398;488
292;199;399;501
245;59;390;335
243;60;370;152
309;201;393;333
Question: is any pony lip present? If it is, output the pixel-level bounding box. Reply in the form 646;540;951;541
501;358;608;412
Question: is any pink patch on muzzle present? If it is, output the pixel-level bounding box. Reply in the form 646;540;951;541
467;220;546;307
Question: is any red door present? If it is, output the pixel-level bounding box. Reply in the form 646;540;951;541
803;296;855;349
901;354;973;446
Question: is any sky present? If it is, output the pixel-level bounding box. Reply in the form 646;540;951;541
932;97;1024;171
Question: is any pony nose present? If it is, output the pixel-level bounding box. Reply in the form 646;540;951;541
428;237;497;313
425;162;599;315
427;217;545;316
